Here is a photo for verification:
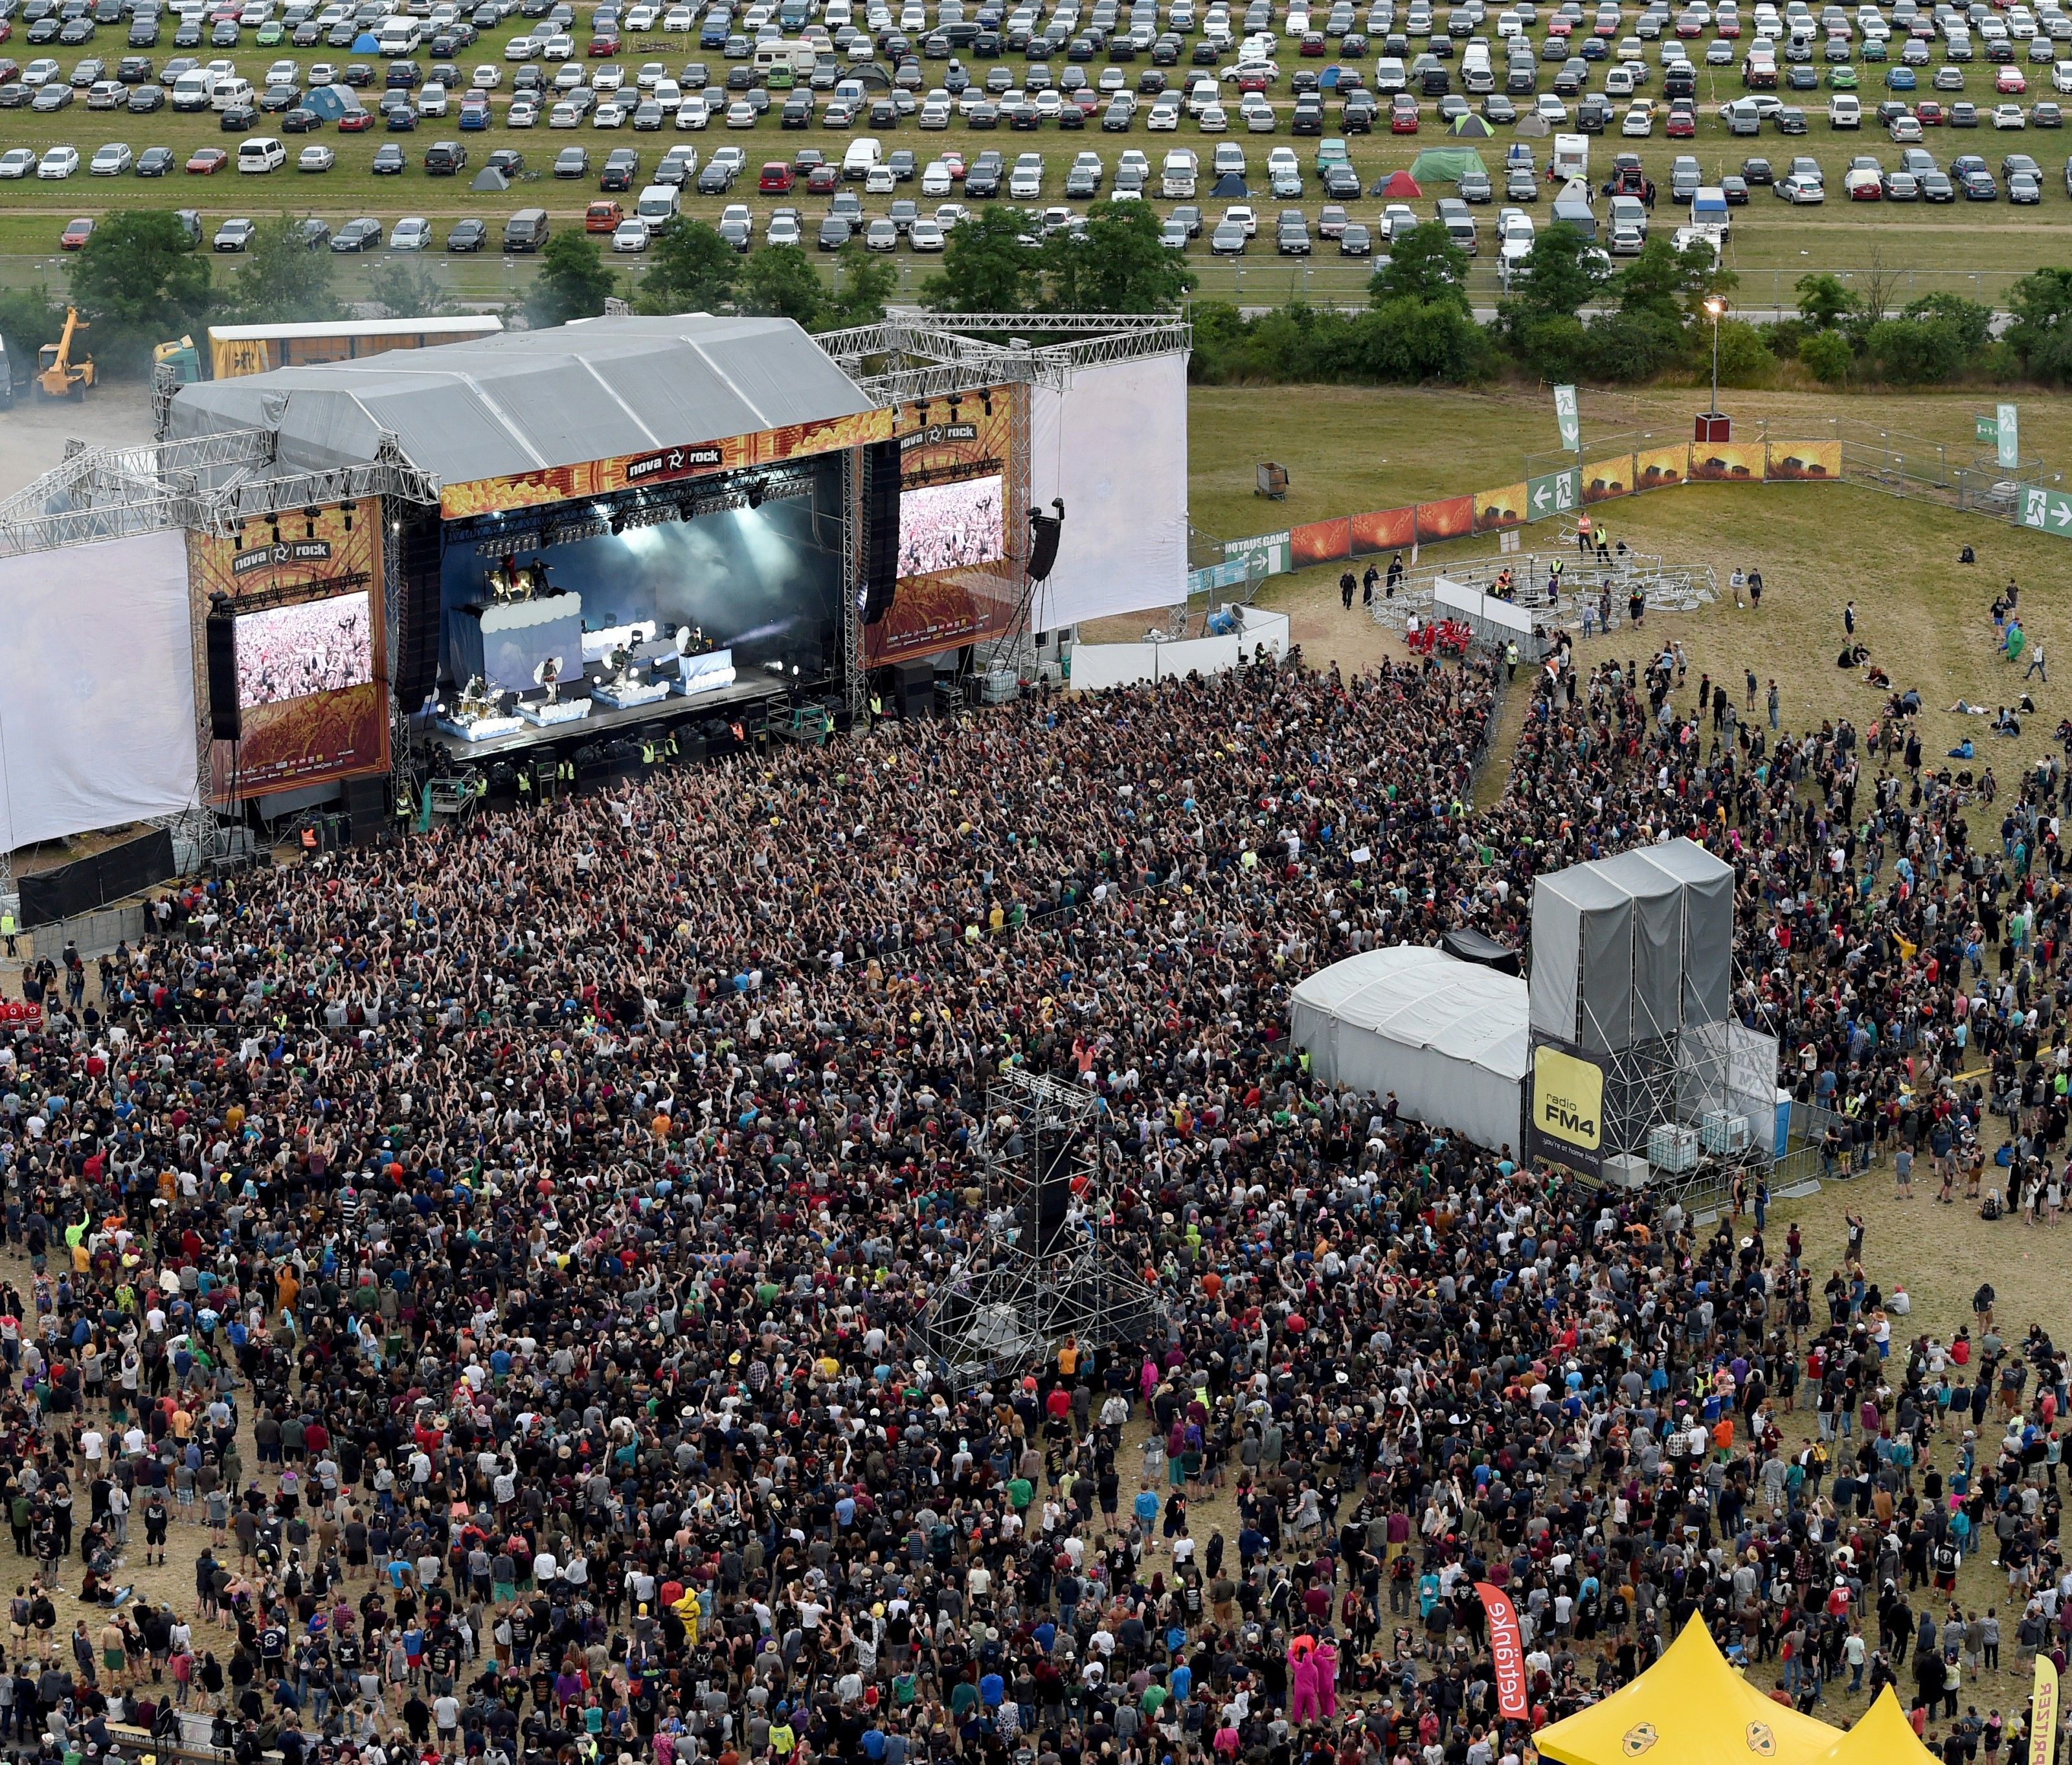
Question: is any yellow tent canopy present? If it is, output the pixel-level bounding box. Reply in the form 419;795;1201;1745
1534;1618;1841;1765
1797;1688;1938;1765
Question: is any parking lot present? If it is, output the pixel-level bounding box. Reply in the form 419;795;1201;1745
0;0;2066;306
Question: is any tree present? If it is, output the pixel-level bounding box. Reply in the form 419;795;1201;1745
1795;271;1858;332
1799;329;1853;384
0;286;65;373
367;256;455;320
734;245;828;326
1503;222;1610;326
1369;221;1469;312
921;208;1041;315
633;219;740;316
2005;267;2072;383
223;216;343;326
524;230;618;328
823;252;897;329
68;210;212;372
1040;201;1195;314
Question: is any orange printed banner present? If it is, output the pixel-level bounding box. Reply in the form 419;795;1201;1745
1582;453;1636;504
1766;440;1841;481
1632;444;1691;493
438;407;895;520
1475;482;1528;532
1688;441;1766;483
1415;494;1476;543
1292;516;1353;567
1351;506;1416;553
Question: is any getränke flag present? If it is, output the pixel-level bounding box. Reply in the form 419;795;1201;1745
1476;1580;1530;1722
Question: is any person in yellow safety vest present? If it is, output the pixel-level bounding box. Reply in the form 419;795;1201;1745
3;910;18;956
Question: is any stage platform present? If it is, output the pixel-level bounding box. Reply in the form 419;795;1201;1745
422;674;791;765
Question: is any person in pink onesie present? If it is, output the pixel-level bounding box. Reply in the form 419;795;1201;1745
1289;1641;1322;1725
1314;1639;1340;1720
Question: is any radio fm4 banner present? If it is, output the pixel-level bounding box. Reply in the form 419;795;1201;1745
1476;1581;1531;1722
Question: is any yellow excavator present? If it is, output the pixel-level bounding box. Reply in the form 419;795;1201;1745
36;307;93;400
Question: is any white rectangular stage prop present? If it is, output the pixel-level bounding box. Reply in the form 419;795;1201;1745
1030;351;1189;630
0;530;197;849
1292;946;1529;1152
1068;607;1289;691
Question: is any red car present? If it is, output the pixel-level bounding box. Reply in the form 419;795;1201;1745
1998;65;2027;92
1916;97;1944;122
1299;30;1325;52
1716;13;1740;34
805;161;838;191
60;216;93;249
1665;105;1695;135
940;147;965;176
758;158;793;190
1676;12;1704;33
1390;93;1419;130
337;106;373;129
1547;12;1572;32
586;199;623;230
186;145;228;171
588;30;619;53
0;22;12;42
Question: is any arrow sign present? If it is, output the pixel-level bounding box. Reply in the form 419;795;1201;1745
1554;385;1579;453
1999;401;2020;470
1532;481;1552;512
1977;414;1999;444
2053;495;2072;531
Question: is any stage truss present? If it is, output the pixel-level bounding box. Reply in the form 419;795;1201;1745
912;1068;1166;1390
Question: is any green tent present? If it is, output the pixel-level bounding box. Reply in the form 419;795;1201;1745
1448;113;1495;136
1408;147;1487;183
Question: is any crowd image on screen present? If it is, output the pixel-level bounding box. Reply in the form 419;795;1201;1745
897;477;1005;578
0;625;2067;1765
236;593;374;712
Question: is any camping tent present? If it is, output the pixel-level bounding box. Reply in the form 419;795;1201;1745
304;84;357;120
1210;171;1250;197
1289;945;1528;1151
1408;146;1486;183
1534;1619;1840;1765
471;166;510;192
1378;169;1423;197
1450;112;1495;135
1515;111;1551;134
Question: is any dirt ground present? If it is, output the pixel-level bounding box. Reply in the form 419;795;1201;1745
0;382;155;502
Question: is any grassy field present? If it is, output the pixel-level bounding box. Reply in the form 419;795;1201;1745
0;0;2069;306
1192;380;2072;846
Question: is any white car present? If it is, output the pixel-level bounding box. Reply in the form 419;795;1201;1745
2056;58;2072;89
675;96;710;126
664;5;695;25
866;162;895;191
504;32;537;55
910;215;945;248
1221;201;1256;232
508;95;539;124
1995;100;2029;123
89;141;133;174
298;142;335;169
594;98;631;124
0;148;34;177
1620;100;1653;131
1148;96;1180;126
37;146;80;178
725;97;754;124
549;100;582;125
236;135;286;172
471;63;501;87
21;58;60;85
593;65;624;91
921;158;952;193
1198;100;1229;127
391;215;433;249
419;80;448;113
611;216;650;249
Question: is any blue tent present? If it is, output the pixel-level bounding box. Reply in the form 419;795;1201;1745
352;30;380;51
305;83;356;119
1318;62;1343;87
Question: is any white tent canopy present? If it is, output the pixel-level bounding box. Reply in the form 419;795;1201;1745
1289;945;1529;1152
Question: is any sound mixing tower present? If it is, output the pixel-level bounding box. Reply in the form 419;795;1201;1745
912;1069;1166;1391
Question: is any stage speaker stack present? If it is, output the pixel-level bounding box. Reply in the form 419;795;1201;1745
1032;1131;1078;1254
205;612;240;743
343;776;387;844
861;437;901;626
390;503;444;717
892;659;932;717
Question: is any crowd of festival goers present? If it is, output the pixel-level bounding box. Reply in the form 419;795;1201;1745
0;642;2062;1765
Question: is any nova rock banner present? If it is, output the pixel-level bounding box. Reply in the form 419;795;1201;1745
1476;1582;1531;1721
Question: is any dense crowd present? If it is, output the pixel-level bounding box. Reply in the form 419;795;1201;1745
896;480;1007;578
0;644;2068;1765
